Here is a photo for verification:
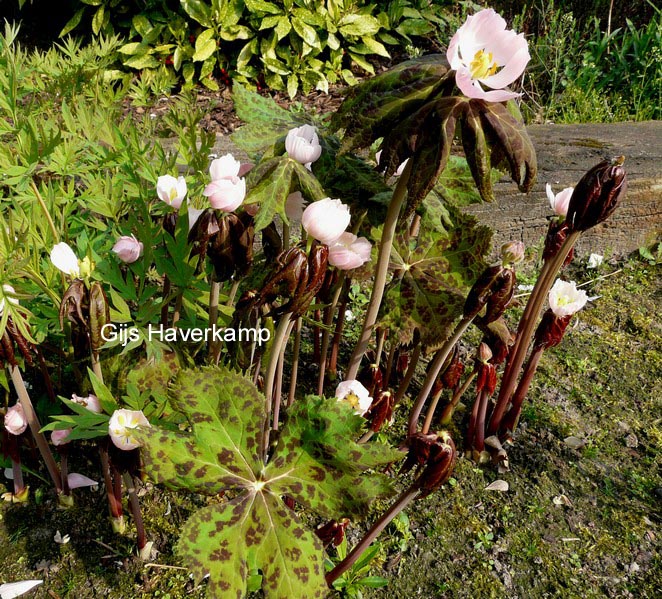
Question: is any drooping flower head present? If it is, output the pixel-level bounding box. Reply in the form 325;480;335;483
335;380;373;416
328;232;372;270
51;428;71;446
301;198;351;245
50;243;81;277
156;175;188;209
548;279;588;317
4;403;27;435
285;124;322;169
546;183;573;218
447;9;530;102
112;235;143;264
108;409;150;451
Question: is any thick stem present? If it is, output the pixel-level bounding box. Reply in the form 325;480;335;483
394;344;421;405
313;309;322;363
227;279;240;307
488;231;580;435
421;383;445;435
440;370;476;426
8;366;62;493
373;328;387;367
383;341;398;390
98;442;124;529
408;316;473;436
326;487;419;585
500;347;544;435
288;318;302;407
9;436;25;496
123;472;147;551
60;450;70;495
317;273;347;396
272;321;294;432
346;160;413;379
473;390;489;453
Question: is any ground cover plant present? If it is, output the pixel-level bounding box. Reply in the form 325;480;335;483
0;7;659;599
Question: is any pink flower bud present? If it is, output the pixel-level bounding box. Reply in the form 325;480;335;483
203;177;246;212
447;9;530;102
328;232;372;270
209;153;241;180
112;235;143;264
546;183;573;218
156;175;187;209
301;198;351;245
500;241;524;266
51;428;71;446
71;393;103;414
4;403;27;435
285;124;322;169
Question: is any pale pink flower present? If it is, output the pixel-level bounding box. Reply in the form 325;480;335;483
203;177;246;212
546;183;573;218
301;198;351;245
335;380;372;416
4;404;27;436
548;279;588;317
50;242;80;277
187;207;206;231
67;473;99;489
0;284;18;316
328;232;372;270
209;153;241;180
71;393;102;414
156;175;187;209
375;150;409;177
447;9;530;102
285;124;322;169
285;191;307;221
112;235;143;264
51;429;71;446
108;409;150;451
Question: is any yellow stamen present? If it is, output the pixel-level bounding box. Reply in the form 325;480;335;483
345;392;361;411
470;49;498;79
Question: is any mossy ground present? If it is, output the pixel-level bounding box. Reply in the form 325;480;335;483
1;258;659;598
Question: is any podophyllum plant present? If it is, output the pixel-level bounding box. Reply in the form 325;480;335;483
0;8;628;598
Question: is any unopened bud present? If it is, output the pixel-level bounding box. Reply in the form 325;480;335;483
315;518;349;547
365;390;394;432
59;279;88;330
542;220;574;266
533;309;572;350
358;363;383;398
89;282;110;353
566;156;627;232
500;241;524;266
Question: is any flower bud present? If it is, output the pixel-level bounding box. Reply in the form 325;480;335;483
285;124;322;169
365;390;394;432
546;183;573;218
533;309;572;350
464;264;515;324
301;198;351;245
51;428;72;446
59;279;88;330
209;153;241;180
315;518;349;547
566;156;627;232
440;346;464;390
500;241;524;266
89;282;110;354
4;403;27;435
112;235;143;264
203;176;246;212
542;219;574;265
404;431;457;498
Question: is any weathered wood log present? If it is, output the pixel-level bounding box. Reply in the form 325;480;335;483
465;121;662;257
209;121;661;257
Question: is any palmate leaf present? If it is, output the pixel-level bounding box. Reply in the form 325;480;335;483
381;195;491;350
137;367;399;599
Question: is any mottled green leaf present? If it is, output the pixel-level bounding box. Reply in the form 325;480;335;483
381;195;491;349
244;157;296;231
435;156;501;207
461;102;493;202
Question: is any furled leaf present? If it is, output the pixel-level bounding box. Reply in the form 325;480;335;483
137;367;399;598
381;195;491;350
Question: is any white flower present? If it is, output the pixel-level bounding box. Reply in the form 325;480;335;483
335;380;373;416
328;232;372;270
54;530;70;544
203;177;246;212
546;183;573;218
548;279;588;317
209;153;241;180
0;580;44;598
447;8;530;102
4;403;27;436
187;207;206;231
108;409;150;451
285;124;322;169
50;243;80;277
301;198;351;245
0;284;18;316
344;309;354;322
587;253;603;269
156;175;187;209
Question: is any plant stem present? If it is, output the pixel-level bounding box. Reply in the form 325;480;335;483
208;278;221;361
287;318;302;407
272;321;294;432
394;344;421;405
346;160;413;379
383;340;398;389
160;275;171;327
317;273;347;396
440;370;476;426
123;472;147;551
408;316;473;436
8;365;62;493
326;486;419;585
421;383;445;435
30;181;59;242
488;231;580;436
328;290;349;377
99;442;123;528
500;347;544;435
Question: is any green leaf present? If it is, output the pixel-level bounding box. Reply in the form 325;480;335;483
123;54;161;70
232;83;292;124
245;157;296;230
193;28;217;62
137;367;398;598
338;14;381;37
181;0;212;27
245;0;281;14
291;16;321;49
361;36;391;58
396;18;434;37
381;196;491;349
59;8;84;37
92;5;105;36
435;156;501;207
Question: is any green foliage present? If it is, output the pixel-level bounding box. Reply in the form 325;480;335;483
137;366;400;598
57;0;452;96
327;537;388;598
380;194;491;350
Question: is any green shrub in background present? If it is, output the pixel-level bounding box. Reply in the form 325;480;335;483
58;0;451;95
